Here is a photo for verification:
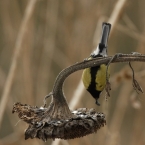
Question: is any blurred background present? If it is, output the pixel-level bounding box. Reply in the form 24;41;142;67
0;0;145;145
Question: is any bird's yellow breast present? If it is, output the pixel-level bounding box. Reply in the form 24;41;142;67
95;64;109;91
82;64;110;91
82;68;91;89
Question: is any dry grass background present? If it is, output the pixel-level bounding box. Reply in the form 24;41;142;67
0;0;145;145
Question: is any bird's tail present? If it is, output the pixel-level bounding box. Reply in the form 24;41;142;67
100;22;111;48
90;22;111;58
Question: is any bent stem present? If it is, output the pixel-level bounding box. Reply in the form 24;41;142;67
43;53;145;120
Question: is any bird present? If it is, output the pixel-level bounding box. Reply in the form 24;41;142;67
82;22;111;106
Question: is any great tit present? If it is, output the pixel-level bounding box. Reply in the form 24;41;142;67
82;22;111;105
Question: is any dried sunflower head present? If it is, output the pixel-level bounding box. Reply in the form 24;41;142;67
13;103;106;141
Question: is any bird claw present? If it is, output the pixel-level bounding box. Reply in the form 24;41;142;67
131;52;142;55
83;58;88;62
